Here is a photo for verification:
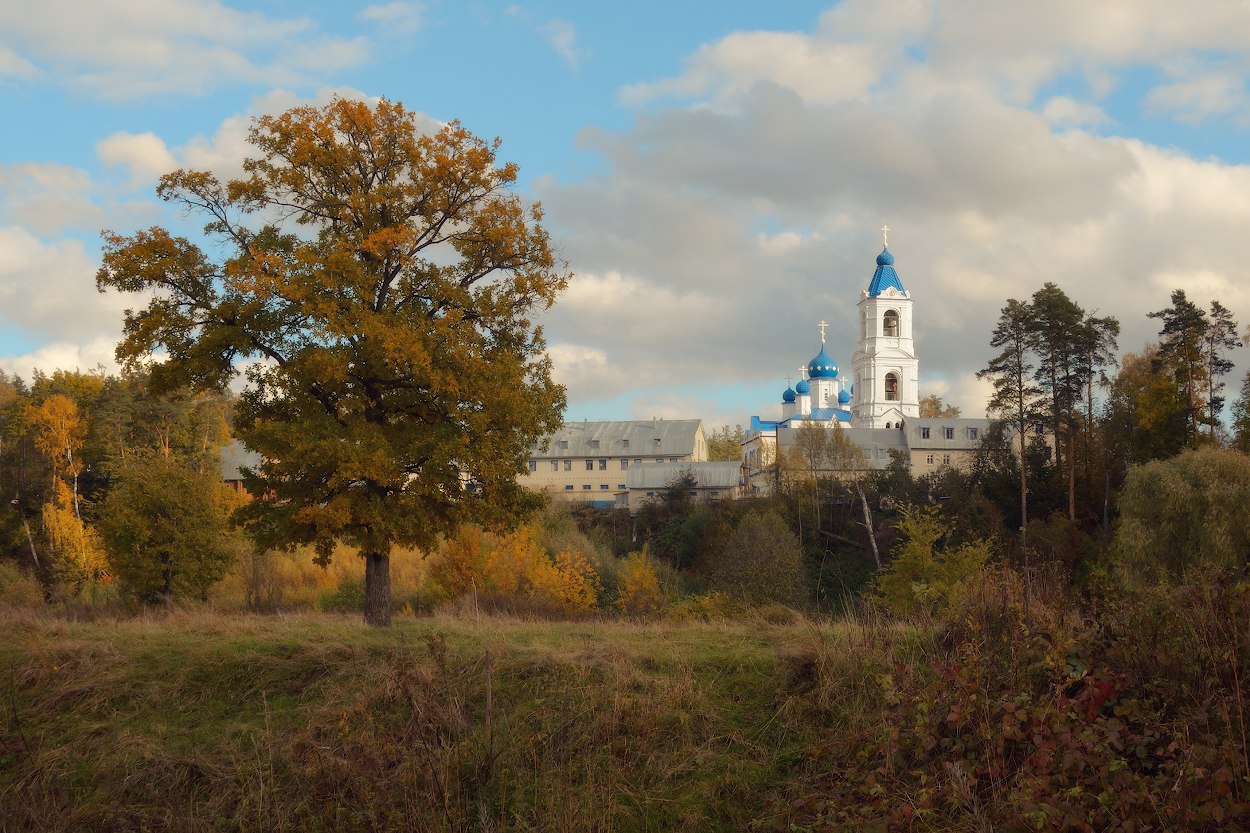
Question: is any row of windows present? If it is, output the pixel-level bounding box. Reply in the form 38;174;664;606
924;453;953;466
564;484;627;491
556;438;665;450
529;456;683;471
918;427;978;441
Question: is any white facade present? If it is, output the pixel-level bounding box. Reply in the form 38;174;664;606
851;280;920;428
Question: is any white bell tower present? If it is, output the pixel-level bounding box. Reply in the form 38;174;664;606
850;226;919;428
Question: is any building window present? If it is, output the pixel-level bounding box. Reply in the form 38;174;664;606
564;485;573;491
582;484;591;490
634;458;642;463
550;461;559;471
883;309;899;337
670;457;679;462
944;427;955;440
564;460;572;471
943;453;951;465
1035;424;1045;435
585;460;594;471
600;484;609;490
920;427;930;439
558;440;568;449
877;448;887;459
926;454;934;465
618;484;626;489
528;460;536;472
589;439;600;448
621;459;629;470
598;458;607;470
968;427;978;440
646;491;654;497
622;439;629;448
885;373;899;401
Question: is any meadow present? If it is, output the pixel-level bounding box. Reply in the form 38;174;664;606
3;563;1248;832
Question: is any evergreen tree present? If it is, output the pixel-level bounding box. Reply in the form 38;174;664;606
1028;283;1089;521
1231;368;1250;453
978;298;1041;540
1149;290;1209;443
1202;300;1241;438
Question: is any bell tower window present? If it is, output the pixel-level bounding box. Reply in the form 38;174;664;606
883;309;899;337
885;373;899;401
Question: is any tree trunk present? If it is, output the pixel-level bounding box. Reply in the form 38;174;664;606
854;479;881;570
364;549;392;627
1018;420;1029;550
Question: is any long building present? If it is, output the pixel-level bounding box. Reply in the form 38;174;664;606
521;419;709;507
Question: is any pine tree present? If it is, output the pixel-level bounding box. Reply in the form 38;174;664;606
978;298;1041;541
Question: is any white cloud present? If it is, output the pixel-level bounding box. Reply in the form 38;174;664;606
0;336;120;381
0;44;39;80
542;7;1250;420
1041;95;1109;127
0;228;131;345
358;2;423;37
542;19;585;70
98;132;179;190
1143;72;1249;124
0;0;370;99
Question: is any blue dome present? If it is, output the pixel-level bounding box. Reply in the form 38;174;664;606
782;386;796;403
876;247;895;266
795;378;811;395
838;388;851;405
808;346;839;379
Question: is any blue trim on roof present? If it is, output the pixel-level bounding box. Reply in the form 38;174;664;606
866;247;906;296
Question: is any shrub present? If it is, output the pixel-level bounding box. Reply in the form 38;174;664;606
614;550;665;616
876;503;991;616
0;562;43;609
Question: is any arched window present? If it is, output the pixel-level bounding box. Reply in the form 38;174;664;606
885;373;899;401
883;309;899;337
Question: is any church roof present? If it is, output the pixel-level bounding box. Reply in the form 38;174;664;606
808;346;839;379
866;247;906;297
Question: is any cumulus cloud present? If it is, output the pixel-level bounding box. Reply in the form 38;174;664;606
0;336;121;381
536;3;1250;419
0;228;132;347
0;0;370;98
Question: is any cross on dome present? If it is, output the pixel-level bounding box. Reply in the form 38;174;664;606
881;224;890;247
818;320;828;343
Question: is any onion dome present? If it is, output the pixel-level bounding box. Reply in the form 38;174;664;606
866;247;906;297
838;388;851;405
783;386;796;403
795;378;811;395
808;346;839;379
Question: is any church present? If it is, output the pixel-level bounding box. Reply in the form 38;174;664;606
742;231;993;491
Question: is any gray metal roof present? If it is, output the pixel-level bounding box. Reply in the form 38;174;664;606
626;461;742;490
531;419;703;459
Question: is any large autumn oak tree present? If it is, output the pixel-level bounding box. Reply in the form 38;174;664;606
97;98;567;625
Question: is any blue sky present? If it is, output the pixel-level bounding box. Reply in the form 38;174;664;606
5;1;1250;429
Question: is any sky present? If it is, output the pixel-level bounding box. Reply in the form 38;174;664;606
4;0;1250;430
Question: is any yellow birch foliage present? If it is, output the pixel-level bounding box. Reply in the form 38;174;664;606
430;524;599;613
42;481;109;588
615;550;665;615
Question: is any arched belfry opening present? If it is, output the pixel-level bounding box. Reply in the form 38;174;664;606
883;309;899;337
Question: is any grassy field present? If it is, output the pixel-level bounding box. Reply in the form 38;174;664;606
6;568;1250;833
0;607;919;832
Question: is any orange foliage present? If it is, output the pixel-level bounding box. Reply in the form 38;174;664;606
429;524;600;614
615;550;665;616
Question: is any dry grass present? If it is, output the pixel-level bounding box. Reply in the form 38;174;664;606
0;607;905;832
